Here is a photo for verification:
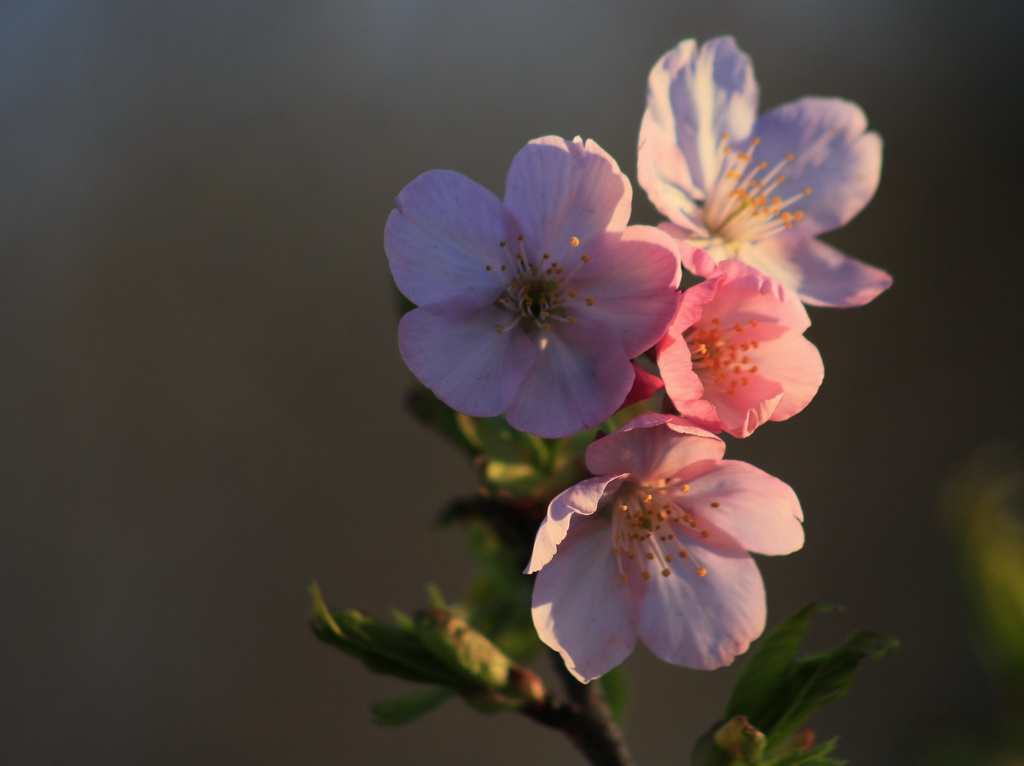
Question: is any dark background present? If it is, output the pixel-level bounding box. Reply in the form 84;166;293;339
2;2;1022;764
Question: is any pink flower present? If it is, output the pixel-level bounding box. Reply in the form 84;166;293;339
527;413;804;682
385;136;681;439
638;36;891;307
657;251;824;438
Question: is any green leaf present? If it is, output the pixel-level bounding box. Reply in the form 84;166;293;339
726;604;897;752
371;687;456;726
309;582;459;686
415;608;513;689
765;737;842;766
456;413;549;467
600;667;629;727
460;521;540;662
406;385;476;457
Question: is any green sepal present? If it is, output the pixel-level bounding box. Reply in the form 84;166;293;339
725;603;897;752
371;687;456;726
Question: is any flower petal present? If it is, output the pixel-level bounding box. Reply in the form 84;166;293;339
620;362;665;409
532;519;644;682
708;383;784;439
639;36;759;223
527;474;626;574
681;459;804;555
746;234;892;307
586;415;724;483
759;333;824;423
385;170;520;312
656;292;725;432
398;306;535;417
503;320;634;438
504;136;631;258
638;541;765;670
567;225;682;357
749;96;882;237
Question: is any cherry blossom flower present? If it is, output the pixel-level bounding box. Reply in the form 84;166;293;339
385;136;681;438
527;413;804;682
638;36;891;307
657;250;824;438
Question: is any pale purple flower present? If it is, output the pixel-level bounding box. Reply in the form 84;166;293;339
385;136;681;438
638;36;891;307
527;413;804;682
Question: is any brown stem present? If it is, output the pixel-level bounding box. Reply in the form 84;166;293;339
519;657;635;766
444;496;636;765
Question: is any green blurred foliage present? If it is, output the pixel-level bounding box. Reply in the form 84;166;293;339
932;444;1024;763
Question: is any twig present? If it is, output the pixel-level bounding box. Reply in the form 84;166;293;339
519;657;635;766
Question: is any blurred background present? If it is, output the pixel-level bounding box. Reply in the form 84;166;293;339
2;1;1023;763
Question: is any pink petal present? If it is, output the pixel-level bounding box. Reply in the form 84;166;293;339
503;320;634;439
566;226;682;357
527;475;626;574
700;260;810;332
707;383;784;439
639;37;760;218
504;136;631;259
680;459;804;555
760;334;824;422
657;281;726;431
532;520;644;683
638;541;765;670
385;169;520;312
398;306;535;417
747;234;892;307
619;362;665;409
750;96;882;237
586;415;724;483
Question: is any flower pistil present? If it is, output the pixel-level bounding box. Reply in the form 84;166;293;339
488;234;594;334
699;135;811;251
611;481;712;582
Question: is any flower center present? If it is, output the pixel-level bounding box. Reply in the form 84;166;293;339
611;481;712;582
698;133;811;248
486;235;596;334
686;317;760;396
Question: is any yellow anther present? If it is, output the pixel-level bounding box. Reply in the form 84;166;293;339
697;567;708;577
569;236;580;247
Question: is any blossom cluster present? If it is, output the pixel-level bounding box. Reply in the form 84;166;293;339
385;37;890;682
